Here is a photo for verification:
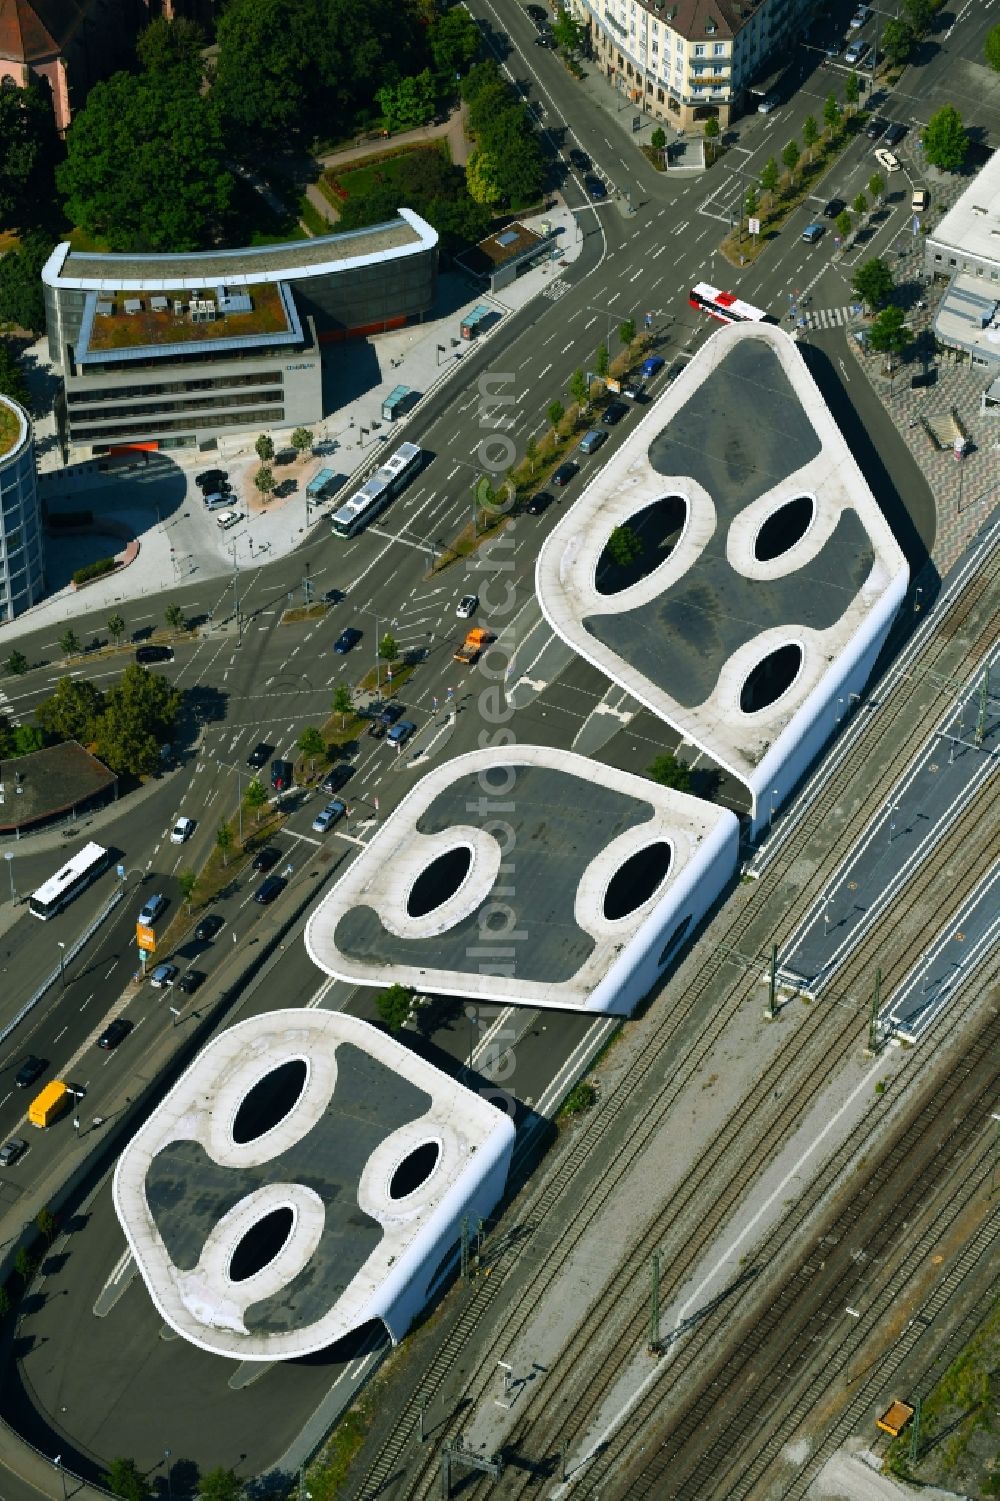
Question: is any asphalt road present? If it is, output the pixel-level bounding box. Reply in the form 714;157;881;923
0;0;991;1488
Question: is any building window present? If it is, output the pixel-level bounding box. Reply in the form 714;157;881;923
713;41;725;54
694;43;705;54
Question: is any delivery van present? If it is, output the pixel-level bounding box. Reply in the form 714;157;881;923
28;1080;71;1128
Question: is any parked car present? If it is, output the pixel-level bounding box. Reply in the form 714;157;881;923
98;1018;133;1049
552;462;577;487
525;2;548;18
601;399;628;425
177;970;204;994
578;428;608;455
569;147;591;171
203;492;232;511
14;1055;46;1089
373;703;405;727
848;4;870;28
0;1139;27;1167
622;378;645;401
149;962;178;989
247;742;272;770
865;115;888;140
138;893;167;926
823;197;846;219
195;469;228;489
320;764;353;795
334;627;362;654
254;875;286;905
215;510;243;530
802;222;825;244
883;121;907;146
195;913;225;942
525;491;553;516
534;33;555;46
312;799;347;833
844;38;868;64
641;355;665;380
456;594;479;619
824;38;842;57
911;187;930;213
367;720;386;740
270;759;294;792
135;644;174;665
757;92;780;114
170;815;195;844
251;846;281;872
386;720;417;747
584;174;607;200
874;146;900;173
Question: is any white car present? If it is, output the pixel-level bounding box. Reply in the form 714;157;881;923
874;147;900;173
216;510;243;530
844;38;868;64
170;816;195;844
456;594;479;619
757;93;780;114
848;5;870;28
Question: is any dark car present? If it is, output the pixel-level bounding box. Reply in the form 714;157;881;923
195;469;228;489
321;763;353;795
525;491;553;516
254;875;286;905
584;175;608;201
135;645;174;665
15;1055;46;1089
177;970;204;994
367;720;386;740
569;147;592;172
882;121;906;146
525;2;547;19
97;1018;132;1051
823;197;846;219
374;703;405;727
251;846;281;872
534;32;555;45
334;627;362;654
865;115;888;141
601;399;628;425
247;742;272;770
195;913;225;942
270;759;294;793
552;463;577;487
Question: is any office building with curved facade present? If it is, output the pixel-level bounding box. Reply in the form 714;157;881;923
0;395;45;622
41;209;438;457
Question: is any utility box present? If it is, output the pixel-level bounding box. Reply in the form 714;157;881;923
877;1400;915;1437
28;1080;71;1128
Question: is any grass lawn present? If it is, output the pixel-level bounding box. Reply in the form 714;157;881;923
322;142;448;206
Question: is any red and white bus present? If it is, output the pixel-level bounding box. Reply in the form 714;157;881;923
689;283;768;324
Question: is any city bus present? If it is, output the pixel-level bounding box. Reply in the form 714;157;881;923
689;283;768;325
330;442;423;539
28;841;112;920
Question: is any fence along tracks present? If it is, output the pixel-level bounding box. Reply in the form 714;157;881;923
348;544;998;1501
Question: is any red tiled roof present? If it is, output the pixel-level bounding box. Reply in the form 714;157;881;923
0;0;88;63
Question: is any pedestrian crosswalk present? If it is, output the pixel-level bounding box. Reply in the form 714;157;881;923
801;305;857;331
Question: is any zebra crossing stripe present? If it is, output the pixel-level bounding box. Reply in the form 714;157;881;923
804;306;854;330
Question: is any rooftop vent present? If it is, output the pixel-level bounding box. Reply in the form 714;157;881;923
173;299;186;315
95;300;114;316
971;205;988;216
123;298;143;315
496;230;519;247
150;295;168;312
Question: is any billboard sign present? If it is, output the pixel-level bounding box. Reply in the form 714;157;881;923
136;923;157;954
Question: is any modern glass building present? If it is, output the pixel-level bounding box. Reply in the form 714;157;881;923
0;395;45;622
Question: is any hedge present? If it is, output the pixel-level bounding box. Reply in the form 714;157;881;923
72;556;118;587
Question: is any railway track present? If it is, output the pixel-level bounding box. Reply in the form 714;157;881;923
416;800;994;1501
346;537;997;1501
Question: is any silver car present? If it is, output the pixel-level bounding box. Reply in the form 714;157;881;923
0;1138;27;1167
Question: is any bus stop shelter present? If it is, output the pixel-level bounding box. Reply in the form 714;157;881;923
381;386;420;422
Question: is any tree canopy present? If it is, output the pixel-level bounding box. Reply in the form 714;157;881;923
922;104;968;172
0;341;29;407
0;231;53;333
0;77;57;230
462;62;544;208
376;983;414;1031
647;753;692;793
35;677;106;744
868;304;913;366
852;257;894;311
986;23;1000;72
92;665;182;775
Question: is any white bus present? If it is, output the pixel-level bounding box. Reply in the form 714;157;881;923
688;282;768;325
330;442;423;539
28;841;113;920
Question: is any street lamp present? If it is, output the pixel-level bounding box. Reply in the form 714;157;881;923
57;940;66;986
164;1448;173;1501
53;1456;68;1501
3;851;14;904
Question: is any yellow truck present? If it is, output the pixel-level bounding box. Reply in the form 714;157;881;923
28;1080;71;1128
454;627;493;665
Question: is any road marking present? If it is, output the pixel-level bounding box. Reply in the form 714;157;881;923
560;341;574;353
80;994;94;1010
54;1027;67;1042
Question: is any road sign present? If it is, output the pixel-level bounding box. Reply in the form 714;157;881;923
606;377;621;393
136;923;156;953
116;864;126;880
748;217;760;235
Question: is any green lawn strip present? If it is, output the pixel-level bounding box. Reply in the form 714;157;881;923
280;602;331;625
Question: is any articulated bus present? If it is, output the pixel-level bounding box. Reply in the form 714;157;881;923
330;442;423;539
689;283;768;325
28;841;113;920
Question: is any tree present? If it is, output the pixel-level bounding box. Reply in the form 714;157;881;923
107;612;126;646
552;6;586;52
93;663;182;776
903;0;933;34
852;192;868;219
0;77;57;229
216;821;234;867
759;157;780;205
35;1207;57;1241
0;1285;10;1319
647;752;692;793
802;115;819;161
35;676;105;744
137;16;206;79
844;73;860;113
377;70;437;134
466;149;504;207
852;257;894;310
254;466;275;497
104;1459;148;1501
429;6;480;75
922;104;968;172
197;1469;243;1501
255;433;275;463
378;632;398;662
14;724;44;754
744;185;759;219
244;777;269;823
57;72;231;252
618;318;636;348
986;22;1000;72
836;209;852;240
703;116;720;142
606;525;643;568
568;367;588;409
332;682;353;726
881;17;915;64
651;125;666;151
290;426;314;455
0;231;52;333
178;869;198;912
823;93;842;137
524;436;539;475
0;340;28;407
781;139;800;183
59;628;82;657
376;982;414;1032
868;172;886;203
595;343;610;381
298;725;325;771
5;650;28;676
547;399;565;430
165;603;185;631
868;304;913;369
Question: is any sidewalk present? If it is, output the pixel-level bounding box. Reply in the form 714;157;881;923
1;197;583;642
